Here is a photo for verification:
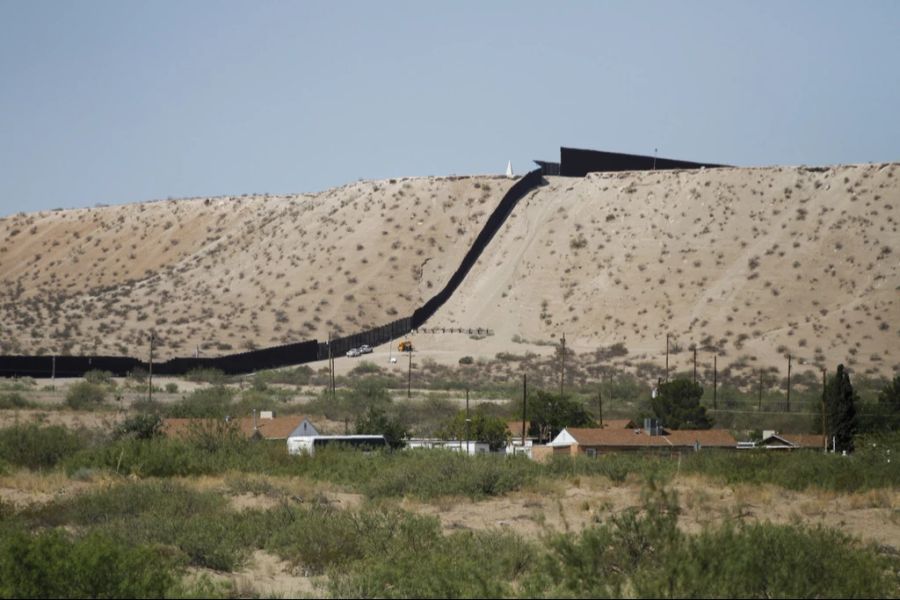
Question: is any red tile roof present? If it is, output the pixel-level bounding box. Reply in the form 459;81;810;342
780;433;827;449
565;427;736;448
162;416;313;440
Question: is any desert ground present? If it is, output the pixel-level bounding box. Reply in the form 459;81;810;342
1;163;897;384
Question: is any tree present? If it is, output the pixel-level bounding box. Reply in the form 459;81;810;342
438;408;510;451
651;378;712;429
824;364;858;453
355;406;408;449
877;375;900;411
528;390;594;443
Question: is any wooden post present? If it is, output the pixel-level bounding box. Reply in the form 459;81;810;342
521;374;527;446
665;333;670;382
328;333;335;403
407;347;412;399
560;333;566;396
758;369;763;411
148;333;154;403
598;389;603;427
465;387;471;456
692;346;697;384
713;354;717;410
786;354;792;412
821;367;827;451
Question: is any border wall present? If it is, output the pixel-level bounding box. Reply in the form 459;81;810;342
0;170;544;378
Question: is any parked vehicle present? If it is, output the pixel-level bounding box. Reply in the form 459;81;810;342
347;348;360;357
358;344;373;354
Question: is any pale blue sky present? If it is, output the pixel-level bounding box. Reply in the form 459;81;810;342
1;1;898;216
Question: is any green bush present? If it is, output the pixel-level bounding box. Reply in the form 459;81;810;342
28;481;250;572
83;370;114;386
527;481;899;598
0;425;90;470
184;368;227;385
164;386;235;418
0;528;179;598
0;392;32;409
65;382;107;410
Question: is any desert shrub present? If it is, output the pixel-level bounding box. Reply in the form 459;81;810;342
0;424;90;470
115;414;162;440
65;381;106;410
268;504;439;575
680;435;900;492
640;522;899;598
254;365;313;386
526;481;898;598
329;527;532;598
184;367;227;385
458;355;474;365
164;382;178;393
83;370;114;386
0;392;32;409
163;386;235;418
544;452;676;484
27;481;250;572
349;361;382;376
0;528;180;598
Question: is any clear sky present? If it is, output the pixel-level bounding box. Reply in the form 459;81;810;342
1;0;898;216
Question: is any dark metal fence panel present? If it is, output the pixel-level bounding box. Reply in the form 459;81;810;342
413;169;544;329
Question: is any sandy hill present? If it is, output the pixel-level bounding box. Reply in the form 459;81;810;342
430;163;899;380
1;163;897;380
0;176;514;359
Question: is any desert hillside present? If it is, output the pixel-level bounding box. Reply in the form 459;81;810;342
0;176;514;359
431;163;899;379
1;164;897;379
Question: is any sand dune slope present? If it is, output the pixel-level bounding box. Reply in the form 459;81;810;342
431;164;899;378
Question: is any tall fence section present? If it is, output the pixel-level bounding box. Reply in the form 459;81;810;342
0;170;545;378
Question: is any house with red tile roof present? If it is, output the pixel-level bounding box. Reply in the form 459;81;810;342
546;425;736;457
756;431;826;450
162;413;319;441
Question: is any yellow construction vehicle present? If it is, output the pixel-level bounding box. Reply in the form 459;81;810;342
398;340;414;352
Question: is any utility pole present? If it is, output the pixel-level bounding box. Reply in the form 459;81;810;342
692;345;697;384
148;332;155;403
407;347;412;399
821;367;827;451
713;354;717;410
328;333;335;403
665;333;670;382
758;369;763;411
465;388;471;456
786;354;792;412
560;333;566;396
521;374;527;447
598;388;603;427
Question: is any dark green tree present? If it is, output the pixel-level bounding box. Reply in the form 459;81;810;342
355;406;408;449
877;375;900;410
825;364;858;453
528;390;594;443
437;408;510;451
651;378;712;429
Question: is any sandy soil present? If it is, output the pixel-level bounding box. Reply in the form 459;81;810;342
404;474;900;549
